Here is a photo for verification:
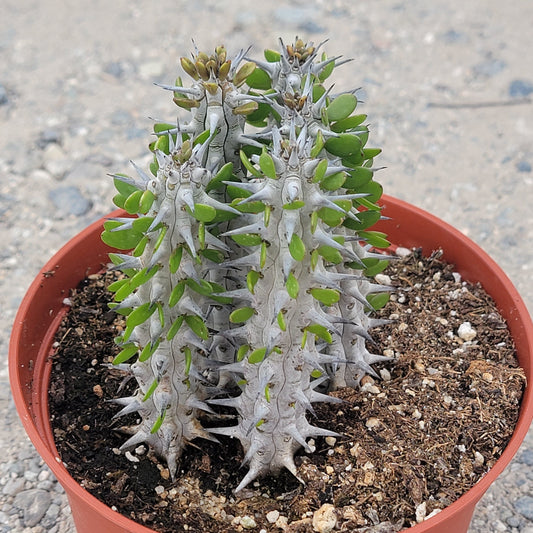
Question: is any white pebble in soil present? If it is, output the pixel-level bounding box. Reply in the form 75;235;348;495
457;321;477;341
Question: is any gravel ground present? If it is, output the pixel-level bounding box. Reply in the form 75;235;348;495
1;1;532;531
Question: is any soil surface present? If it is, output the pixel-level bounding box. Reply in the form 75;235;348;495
49;250;525;533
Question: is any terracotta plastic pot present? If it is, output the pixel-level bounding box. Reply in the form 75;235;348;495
9;195;533;533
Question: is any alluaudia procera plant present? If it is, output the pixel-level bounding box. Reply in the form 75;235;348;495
101;38;392;492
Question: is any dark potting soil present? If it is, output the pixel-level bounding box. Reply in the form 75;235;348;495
48;249;525;533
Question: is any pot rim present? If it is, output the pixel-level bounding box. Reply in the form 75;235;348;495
8;195;533;532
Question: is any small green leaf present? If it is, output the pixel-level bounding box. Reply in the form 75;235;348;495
264;49;281;62
153;225;168;251
126;302;156;328
317;207;345;227
198;222;205;249
317;245;343;264
366;292;390;311
343;209;381;232
186;279;213;297
326;93;357;122
277;311;286;331
229;307;255;323
139;339;160;362
192;203;217;222
240;150;262;177
206;162;234;193
259;149;277;179
150;408;167;434
113;343;139;365
248;347;267;364
168;281;186;307
264;384;271;402
282;200;305;210
364;258;390;277
306;324;333;343
247;270;260;294
113;194;127;209
185;315;209;340
183;346;192;375
200;248;224;263
363;147;382;160
264;205;271;226
310;130;325;158
246;68;272;90
356;180;383;203
166;316;184;340
289;234;306;261
169;246;183;273
310;249;319;270
310;288;340;306
132;216;154;233
318;53;335;81
320;172;347;191
344;167;374;189
101;226;143;251
330;114;367;133
312;159;328;183
133;235;149;257
124;190;144;214
108;278;129;293
359;230;390;249
154;134;170;154
142;379;159;402
113;176;138;197
231;233;262;246
325;134;362;158
311;369;323;378
286;272;299;299
310;211;318;234
237;345;250;362
260;241;267;268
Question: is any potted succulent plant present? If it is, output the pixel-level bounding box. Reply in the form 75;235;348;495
9;38;533;533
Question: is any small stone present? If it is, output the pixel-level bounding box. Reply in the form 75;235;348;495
473;451;485;467
380;368;391;381
517;160;532;173
361;383;380;394
38;129;62;148
415;501;427;523
452;272;462;283
482;372;493;382
398;322;408;332
325;436;337;447
509;79;533;98
125;451;139;463
458;322;476;341
366;417;380;429
266;510;280;524
49;185;93;216
326;466;334;475
276;516;289;529
0;83;8;105
2;476;25;496
241;515;257;529
312;503;337;533
375;273;392;285
13;489;52;527
395;247;412;257
155;485;165;495
514;495;533;520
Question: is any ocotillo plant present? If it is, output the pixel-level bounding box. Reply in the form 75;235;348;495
101;38;391;492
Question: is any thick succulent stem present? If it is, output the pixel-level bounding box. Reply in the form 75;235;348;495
103;38;391;491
